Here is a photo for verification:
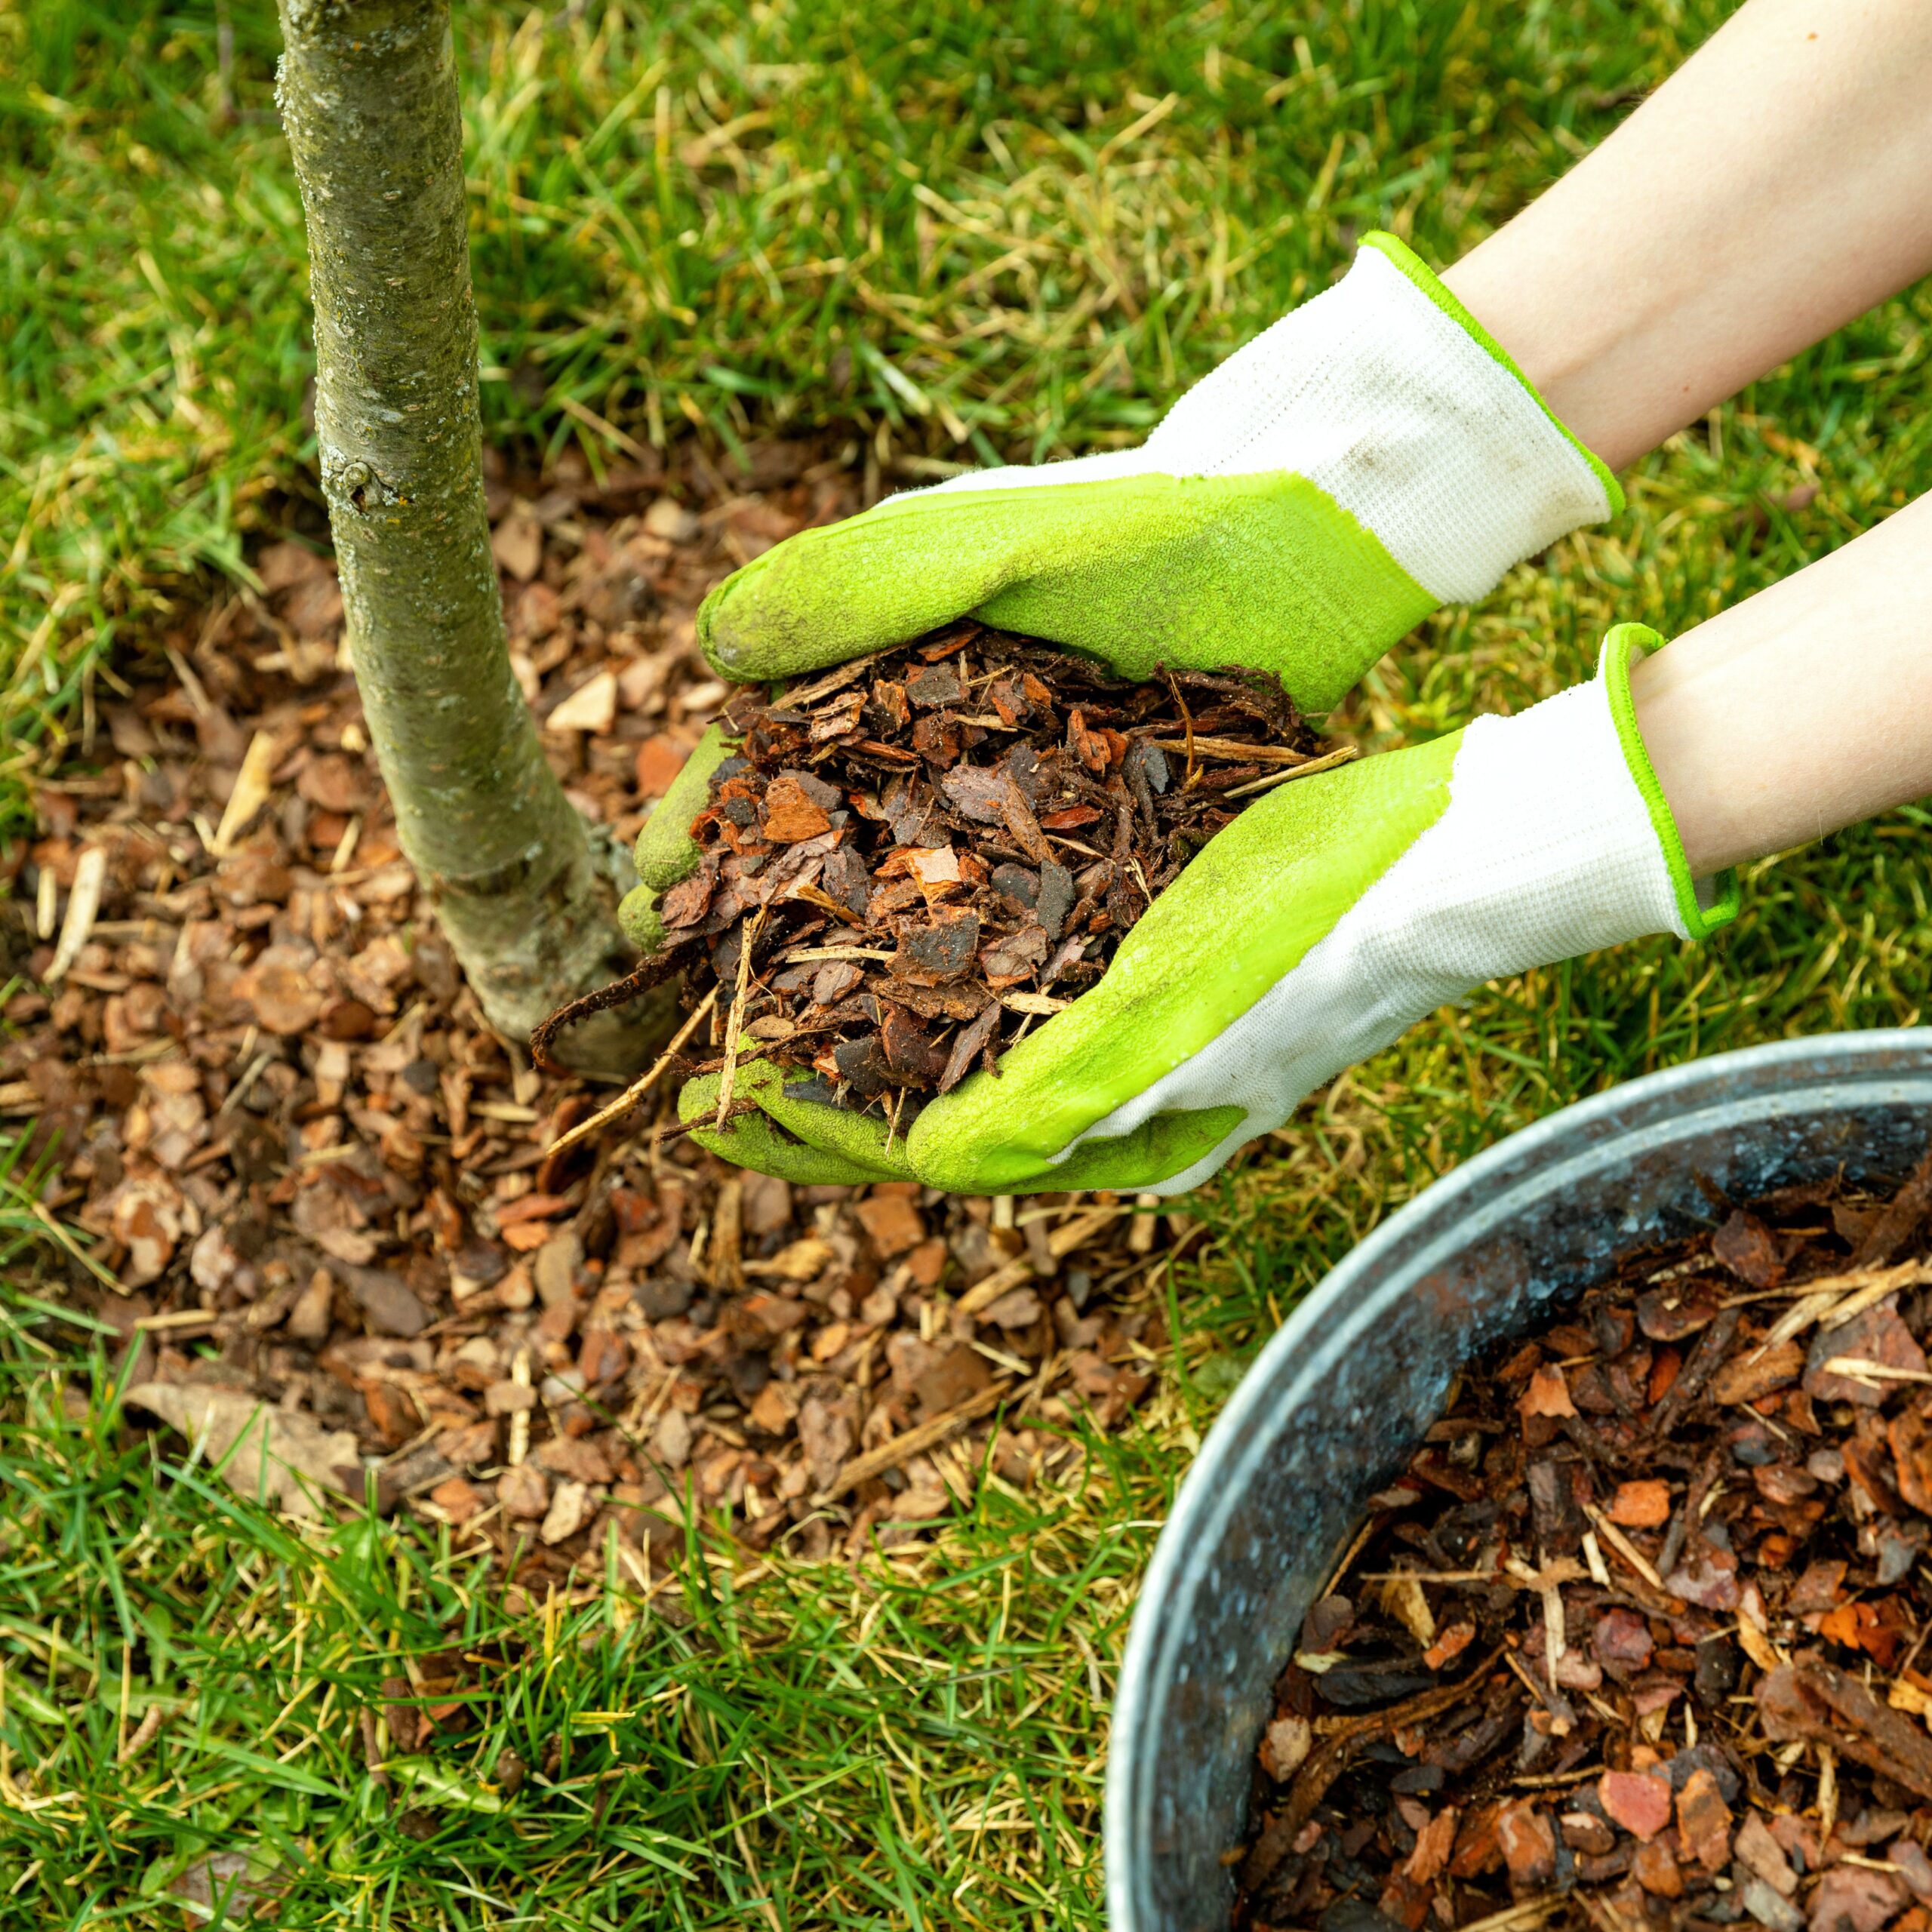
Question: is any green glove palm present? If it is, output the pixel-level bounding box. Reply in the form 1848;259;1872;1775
679;629;1737;1196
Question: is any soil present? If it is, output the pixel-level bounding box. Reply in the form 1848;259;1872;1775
8;438;1186;1595
1233;1154;1932;1932
633;630;1333;1129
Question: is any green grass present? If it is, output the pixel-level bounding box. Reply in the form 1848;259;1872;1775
8;0;1932;1922
5;0;1756;834
0;1282;1192;1928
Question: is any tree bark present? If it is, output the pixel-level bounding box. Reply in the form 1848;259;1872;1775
275;0;668;1069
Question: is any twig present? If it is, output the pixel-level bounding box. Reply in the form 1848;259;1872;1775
815;1380;1015;1502
1758;1255;1932;1350
543;986;719;1158
32;1199;119;1290
1162;669;1198;789
1221;743;1360;798
210;728;278;856
1458;1898;1567;1932
1821;1355;1932;1386
1146;734;1325;767
1582;1503;1668;1592
528;941;693;1074
1271;1651;1504;1845
714;908;767;1130
46;845;107;983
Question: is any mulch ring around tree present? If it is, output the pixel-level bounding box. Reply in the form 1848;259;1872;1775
1235;1152;1932;1932
9;438;1212;1604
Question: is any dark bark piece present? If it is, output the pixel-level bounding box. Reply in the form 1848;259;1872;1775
1712;1209;1785;1287
821;845;872;916
940;1004;1001;1094
832;1035;891;1098
1646;1306;1743;1441
881;774;935;847
1000;771;1056;865
1036;861;1076;943
660;863;716;930
878;1003;946;1086
1712;1340;1805;1405
904;663;964;709
1891;1396;1932;1512
1271;1657;1503;1847
980;924;1048;986
941;765;1008;823
1637;1282;1722;1341
1000;741;1043;801
1803;1299;1926;1407
878;980;990;1023
1853;1145;1932;1266
990;863;1039;911
911;712;962;763
811;961;864;1008
889;912;981;986
1755;1662;1932;1801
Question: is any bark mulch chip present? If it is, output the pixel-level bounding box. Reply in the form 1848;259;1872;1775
11;443;1187;1606
1232;1153;1932;1932
644;626;1337;1130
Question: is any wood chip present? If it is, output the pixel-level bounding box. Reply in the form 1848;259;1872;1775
46;843;107;983
210;728;278;855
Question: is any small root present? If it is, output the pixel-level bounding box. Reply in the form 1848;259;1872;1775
529;942;693;1074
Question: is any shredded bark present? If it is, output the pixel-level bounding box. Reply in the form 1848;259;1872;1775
657;623;1332;1126
1234;1158;1932;1932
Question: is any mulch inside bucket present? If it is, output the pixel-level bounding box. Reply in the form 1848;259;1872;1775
1234;1146;1932;1932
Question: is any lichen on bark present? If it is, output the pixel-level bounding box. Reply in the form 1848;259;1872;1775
275;0;668;1069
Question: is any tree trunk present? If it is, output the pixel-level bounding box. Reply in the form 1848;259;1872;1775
275;0;668;1069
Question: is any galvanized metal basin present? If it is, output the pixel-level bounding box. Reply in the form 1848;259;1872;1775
1106;1029;1932;1931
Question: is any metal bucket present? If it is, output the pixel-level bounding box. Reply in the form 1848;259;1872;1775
1106;1028;1932;1931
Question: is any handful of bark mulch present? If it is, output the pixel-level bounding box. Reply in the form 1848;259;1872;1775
656;623;1337;1125
1235;1151;1932;1932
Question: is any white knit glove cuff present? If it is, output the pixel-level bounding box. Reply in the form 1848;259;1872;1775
921;232;1621;608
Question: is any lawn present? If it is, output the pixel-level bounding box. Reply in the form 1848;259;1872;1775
5;0;1932;1924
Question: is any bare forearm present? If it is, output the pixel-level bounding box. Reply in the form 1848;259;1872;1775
1443;0;1932;471
1631;494;1932;877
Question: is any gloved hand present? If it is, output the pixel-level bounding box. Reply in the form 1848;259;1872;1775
697;231;1620;715
678;626;1737;1195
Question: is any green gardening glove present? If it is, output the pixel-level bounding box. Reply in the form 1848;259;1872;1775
682;627;1738;1196
697;232;1620;715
